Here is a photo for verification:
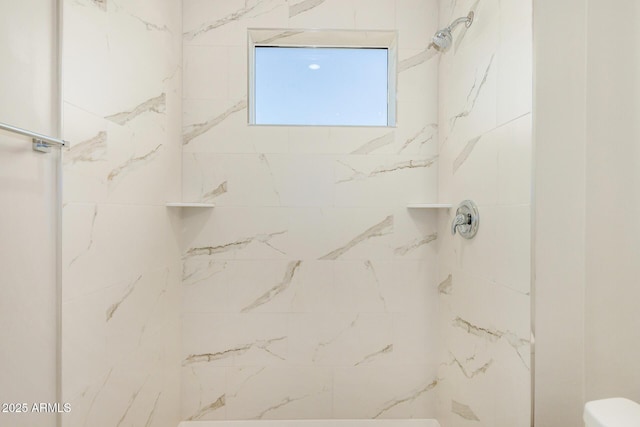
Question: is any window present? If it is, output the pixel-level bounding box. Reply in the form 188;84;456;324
255;47;388;126
248;29;397;127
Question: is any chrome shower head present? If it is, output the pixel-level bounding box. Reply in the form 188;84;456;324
432;29;453;51
432;11;474;52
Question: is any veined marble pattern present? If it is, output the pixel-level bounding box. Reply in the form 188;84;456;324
181;152;438;208
57;0;532;424
436;0;532;426
181;207;437;262
181;0;441;421
61;0;182;427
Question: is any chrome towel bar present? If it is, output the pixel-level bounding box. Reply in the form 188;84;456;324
0;121;69;153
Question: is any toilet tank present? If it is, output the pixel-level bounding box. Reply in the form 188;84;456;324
584;398;640;427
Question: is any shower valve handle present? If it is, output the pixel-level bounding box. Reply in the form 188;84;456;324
451;213;471;235
451;200;480;239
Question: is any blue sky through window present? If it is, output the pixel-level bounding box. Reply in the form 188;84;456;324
254;47;388;126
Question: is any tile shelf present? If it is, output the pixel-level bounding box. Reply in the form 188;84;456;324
166;202;215;208
406;203;452;209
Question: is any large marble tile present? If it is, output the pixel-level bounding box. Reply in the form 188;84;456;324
334;154;438;207
183;259;335;314
497;114;532;206
183;45;231;100
181;366;227;420
499;0;532;42
333;364;438;419
63;0;110;117
449;125;500;207
182;98;260;154
287;312;394;366
496;33;532;126
61;2;182;426
62;103;110;203
63;312;180;427
452;204;499;286
353;0;396;29
182;153;283;206
106;10;171;112
226;366;333;419
105;265;181;364
392;311;440;366
181;207;291;260
436;0;532;425
287;0;358;29
440;51;498;148
448;0;500;60
319;207;438;261
395;0;439;50
287;126;334;154
103;118;175;205
62;288;110;402
397;48;440;121
183;0;288;46
182;206;438;262
180;0;441;420
287;126;436;157
492;205;531;295
264;154;335;207
332;260;437;314
63;204;176;299
182;313;289;367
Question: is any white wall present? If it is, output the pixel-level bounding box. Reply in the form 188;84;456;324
60;0;183;426
0;1;58;426
436;0;532;426
584;0;640;406
180;0;442;420
534;0;640;425
532;0;588;425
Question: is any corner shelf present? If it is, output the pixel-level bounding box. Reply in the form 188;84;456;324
406;203;452;209
166;202;215;208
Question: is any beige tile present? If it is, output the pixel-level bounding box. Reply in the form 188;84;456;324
353;0;396;29
182;313;288;367
496;35;533;125
181;366;227;420
497;114;532;206
333;364;438;418
396;0;439;50
184;45;230;100
226;366;332;419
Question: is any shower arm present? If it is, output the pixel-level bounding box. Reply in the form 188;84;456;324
446;12;474;32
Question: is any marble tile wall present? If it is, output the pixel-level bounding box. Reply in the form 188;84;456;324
435;0;532;426
181;0;442;420
60;1;182;426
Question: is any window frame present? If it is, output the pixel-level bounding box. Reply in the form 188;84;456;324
247;28;398;127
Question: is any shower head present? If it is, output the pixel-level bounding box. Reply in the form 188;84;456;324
432;11;474;52
432;29;453;51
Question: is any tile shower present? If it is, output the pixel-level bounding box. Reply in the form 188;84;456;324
180;0;442;420
1;0;531;426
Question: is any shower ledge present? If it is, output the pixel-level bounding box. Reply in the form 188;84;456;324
166;202;215;208
406;203;452;209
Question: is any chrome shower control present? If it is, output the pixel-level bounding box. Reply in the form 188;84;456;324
451;200;479;239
